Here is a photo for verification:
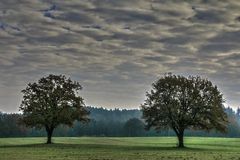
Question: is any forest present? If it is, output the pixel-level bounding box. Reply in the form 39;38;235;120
0;106;240;138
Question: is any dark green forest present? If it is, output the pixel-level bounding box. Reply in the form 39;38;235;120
0;107;240;137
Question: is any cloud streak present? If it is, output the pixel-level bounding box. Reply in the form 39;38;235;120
0;0;240;112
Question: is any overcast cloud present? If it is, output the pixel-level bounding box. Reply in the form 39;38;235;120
0;0;240;112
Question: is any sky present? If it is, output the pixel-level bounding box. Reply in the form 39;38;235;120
0;0;240;113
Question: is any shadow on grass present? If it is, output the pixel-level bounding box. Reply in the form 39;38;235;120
0;143;214;152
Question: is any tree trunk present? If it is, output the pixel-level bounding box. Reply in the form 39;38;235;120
46;126;54;144
173;127;185;148
177;133;184;148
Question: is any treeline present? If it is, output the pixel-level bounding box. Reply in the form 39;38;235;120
0;107;240;137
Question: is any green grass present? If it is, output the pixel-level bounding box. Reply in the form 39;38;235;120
1;137;240;160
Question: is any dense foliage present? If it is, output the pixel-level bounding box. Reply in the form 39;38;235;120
123;118;145;136
19;74;89;143
142;74;228;147
0;107;239;138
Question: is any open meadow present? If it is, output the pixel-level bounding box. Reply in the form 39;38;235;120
0;137;240;160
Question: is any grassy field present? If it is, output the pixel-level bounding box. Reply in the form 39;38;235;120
1;137;240;160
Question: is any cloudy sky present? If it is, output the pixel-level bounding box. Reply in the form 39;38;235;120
0;0;240;112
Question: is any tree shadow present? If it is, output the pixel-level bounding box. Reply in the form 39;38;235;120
0;143;216;152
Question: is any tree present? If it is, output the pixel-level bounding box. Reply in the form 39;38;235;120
224;107;240;137
124;118;145;137
141;73;228;148
236;107;240;119
20;74;89;144
0;113;28;137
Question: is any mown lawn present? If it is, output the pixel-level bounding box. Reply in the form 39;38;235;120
0;137;240;160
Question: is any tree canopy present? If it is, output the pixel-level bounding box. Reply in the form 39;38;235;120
141;73;228;147
20;74;89;143
124;118;145;137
